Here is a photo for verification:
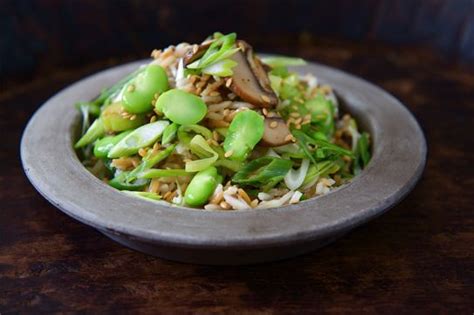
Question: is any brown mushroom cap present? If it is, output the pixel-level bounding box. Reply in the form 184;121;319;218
228;40;278;108
260;117;292;147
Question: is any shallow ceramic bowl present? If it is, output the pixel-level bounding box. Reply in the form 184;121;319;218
21;59;426;265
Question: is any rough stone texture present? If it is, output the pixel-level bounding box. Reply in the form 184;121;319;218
1;38;473;313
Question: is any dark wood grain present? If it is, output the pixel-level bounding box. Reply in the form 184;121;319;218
1;38;473;314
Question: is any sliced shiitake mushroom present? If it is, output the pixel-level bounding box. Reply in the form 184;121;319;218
183;42;212;65
260;117;292;147
228;40;278;108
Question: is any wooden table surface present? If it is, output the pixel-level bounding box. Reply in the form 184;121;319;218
1;39;473;313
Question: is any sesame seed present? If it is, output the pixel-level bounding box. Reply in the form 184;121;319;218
226;78;233;87
261;95;271;103
212;131;220;141
130;114;137;121
150;115;157;123
138;148;147;157
290;112;300;118
224;150;234;158
192;44;199;53
250;199;259;208
270;121;278;128
284;134;293;142
262;108;269;116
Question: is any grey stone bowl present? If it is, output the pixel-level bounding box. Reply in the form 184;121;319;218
21;59;426;265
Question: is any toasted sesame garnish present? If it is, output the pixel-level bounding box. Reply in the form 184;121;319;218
219;201;231;210
212;131;220;141
150;49;161;59
320;85;332;94
138;148;148;157
261;95;271;103
150;115;157;123
153;142;161;151
209;91;220;97
127;84;135;92
284;134;293;142
226;78;233;88
262;108;269;116
130;114;137;121
224;150;234;158
192;44;199;54
269;121;278;128
295;97;304;104
295;117;303;125
238;188;252;205
290;112;300;118
295;124;302;129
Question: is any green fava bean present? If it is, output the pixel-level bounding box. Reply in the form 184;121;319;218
101;103;146;132
223;110;264;161
156;89;207;125
108;120;169;158
93;130;132;158
122;65;169;114
184;166;222;207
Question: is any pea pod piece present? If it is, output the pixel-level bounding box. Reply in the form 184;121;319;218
177;124;213;146
184;166;222;207
161;123;179;145
156;89;207;125
109;172;149;191
122;65;169;114
223;110;264;161
127;144;176;182
101;103;146;132
108;120;169;158
139;169;191;179
75;118;105;148
93;130;132;158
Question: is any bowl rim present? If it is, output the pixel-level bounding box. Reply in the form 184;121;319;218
21;58;427;249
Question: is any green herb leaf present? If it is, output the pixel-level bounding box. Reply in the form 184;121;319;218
232;157;292;189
